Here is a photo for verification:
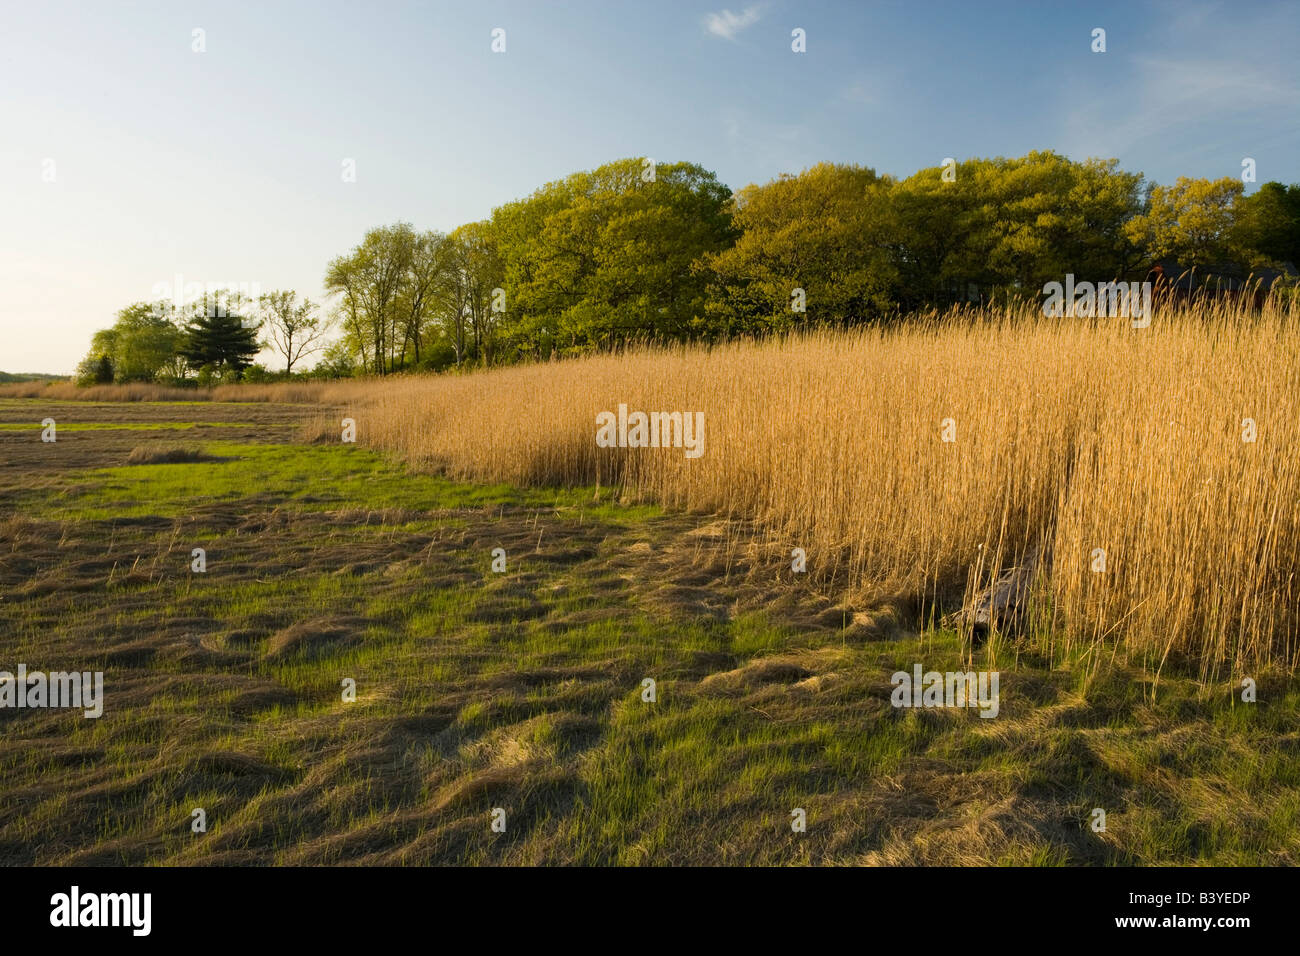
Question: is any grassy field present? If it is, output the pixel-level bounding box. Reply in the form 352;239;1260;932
1;393;1298;865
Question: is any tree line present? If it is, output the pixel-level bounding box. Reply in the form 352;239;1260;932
75;291;333;385
78;151;1300;383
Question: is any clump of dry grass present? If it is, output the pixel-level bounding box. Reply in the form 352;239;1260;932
125;443;211;465
341;295;1300;678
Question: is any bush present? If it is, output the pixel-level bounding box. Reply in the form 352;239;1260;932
157;376;199;390
74;354;114;387
193;365;242;386
308;340;360;379
416;339;460;372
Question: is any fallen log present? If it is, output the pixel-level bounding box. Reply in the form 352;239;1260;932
947;543;1045;641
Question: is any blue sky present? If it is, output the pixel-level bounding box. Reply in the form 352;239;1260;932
2;0;1297;372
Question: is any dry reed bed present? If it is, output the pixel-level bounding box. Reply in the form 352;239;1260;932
344;300;1300;677
10;301;1297;675
0;380;347;402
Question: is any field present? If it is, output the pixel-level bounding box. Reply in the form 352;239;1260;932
2;304;1299;865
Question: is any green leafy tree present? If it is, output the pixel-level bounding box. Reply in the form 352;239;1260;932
891;152;1144;302
1124;176;1244;268
1229;181;1300;270
491;158;734;354
310;336;361;378
702;152;1146;323
74;303;183;384
259;290;330;373
448;221;503;364
393;230;447;368
74;352;114;385
324;224;415;374
697;162;894;332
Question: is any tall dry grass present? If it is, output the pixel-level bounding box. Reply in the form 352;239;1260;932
343;297;1300;677
0;379;357;403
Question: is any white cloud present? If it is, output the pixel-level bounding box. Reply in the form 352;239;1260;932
1061;54;1299;161
842;79;878;106
1056;0;1300;169
704;6;763;42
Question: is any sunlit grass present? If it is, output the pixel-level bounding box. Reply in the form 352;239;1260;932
334;298;1300;680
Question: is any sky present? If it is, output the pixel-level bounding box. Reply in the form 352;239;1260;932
2;0;1297;373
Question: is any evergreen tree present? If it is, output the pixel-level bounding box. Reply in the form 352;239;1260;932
180;299;261;375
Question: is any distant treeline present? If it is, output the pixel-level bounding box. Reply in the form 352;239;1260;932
0;371;64;383
78;151;1300;382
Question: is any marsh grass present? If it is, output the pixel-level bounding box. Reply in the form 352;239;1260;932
1;403;1296;864
332;298;1300;680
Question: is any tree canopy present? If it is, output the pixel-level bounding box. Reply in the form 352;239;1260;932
76;152;1300;383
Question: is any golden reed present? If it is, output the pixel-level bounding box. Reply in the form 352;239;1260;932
349;297;1300;678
